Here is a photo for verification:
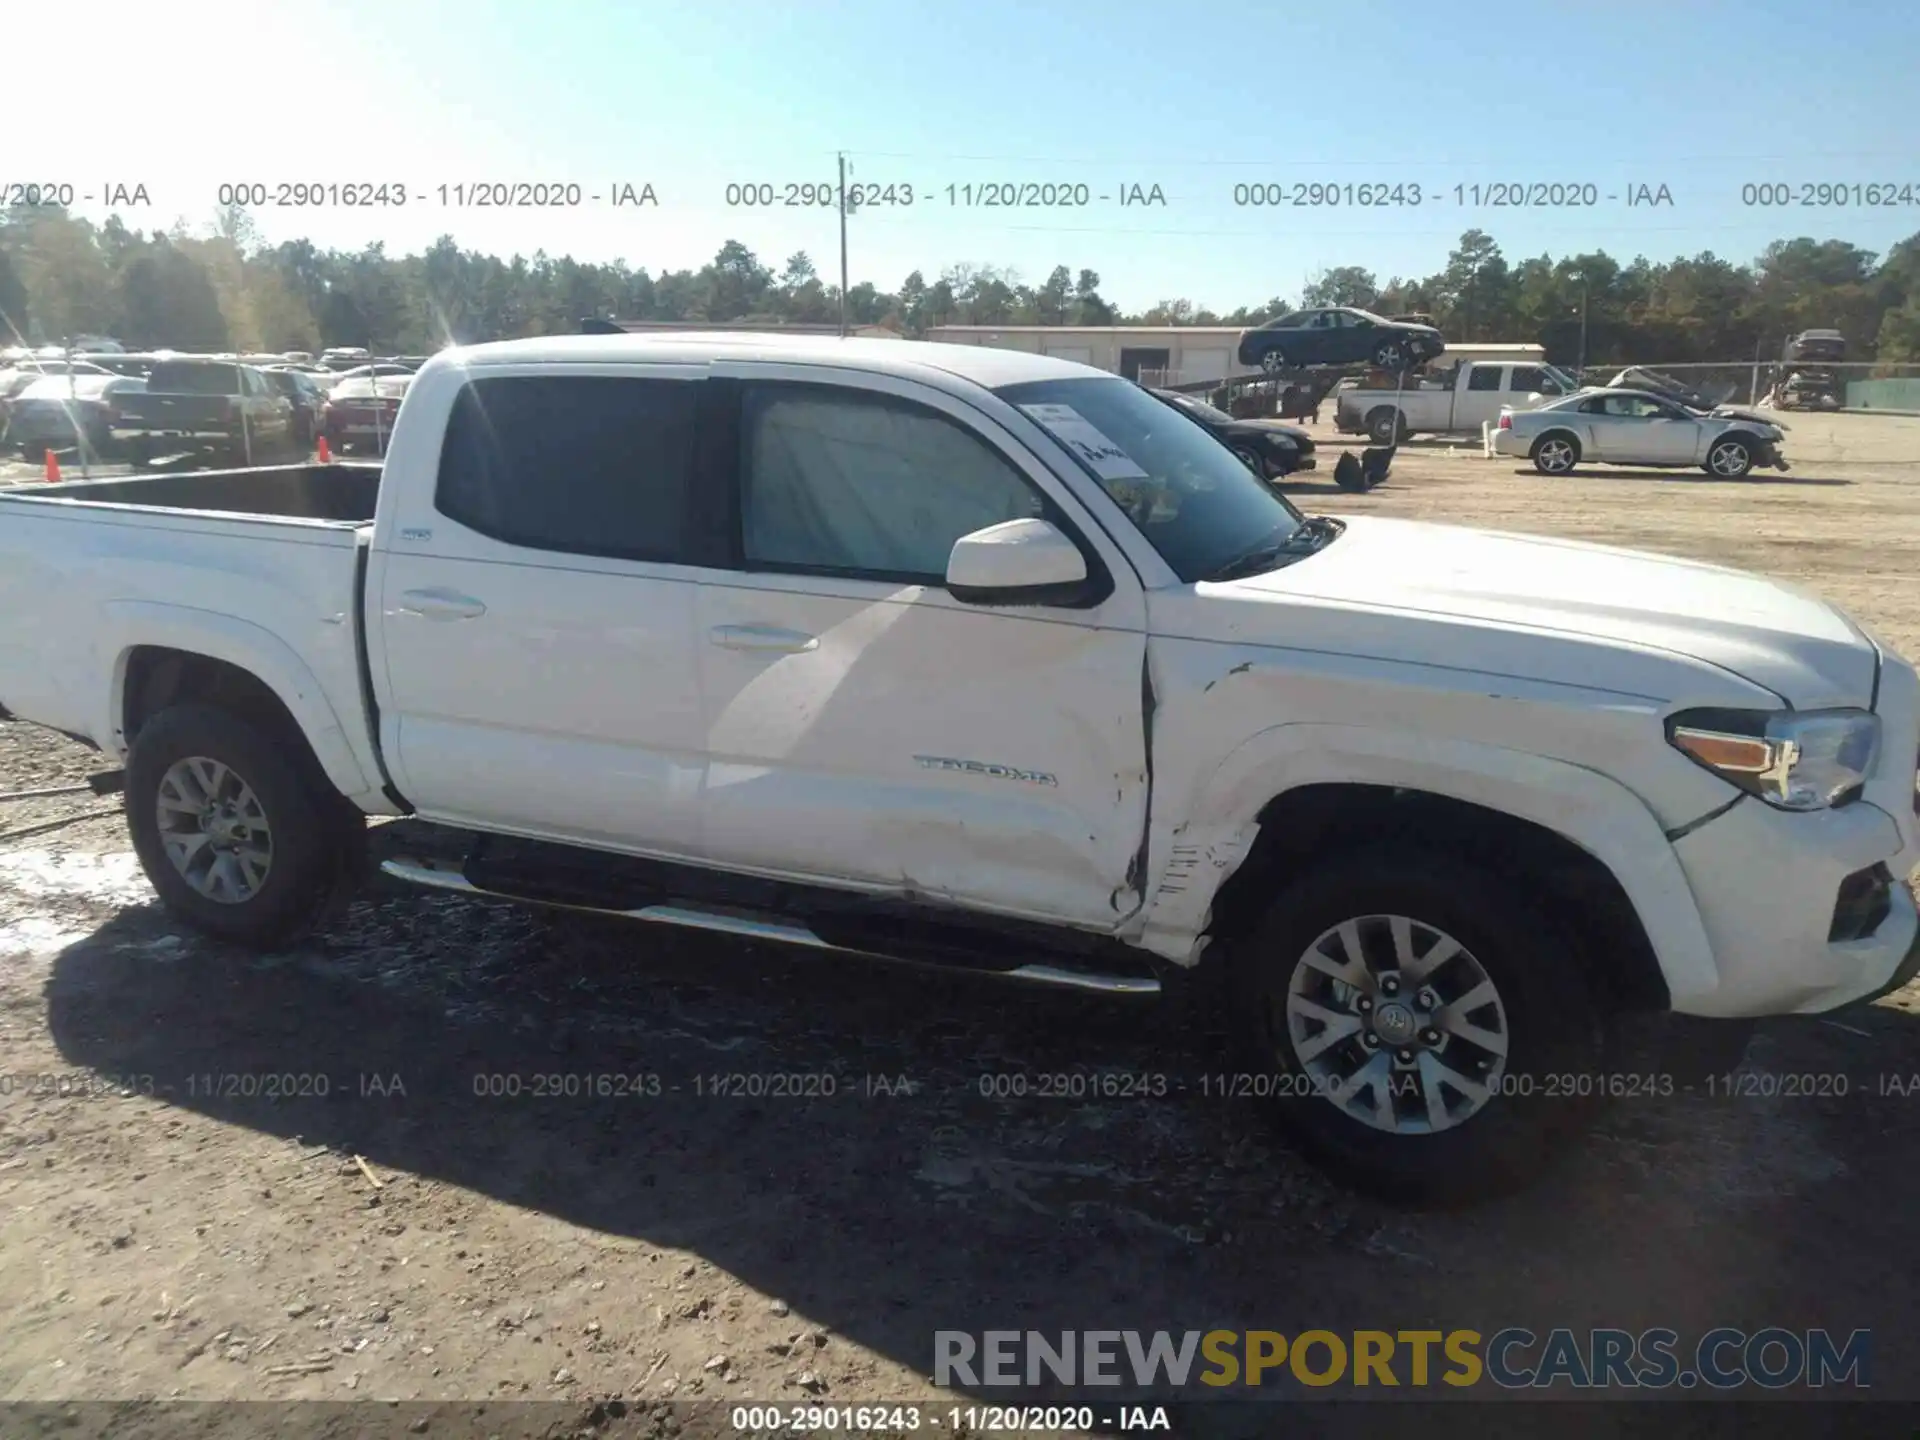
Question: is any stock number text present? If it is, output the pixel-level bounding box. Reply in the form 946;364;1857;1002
1742;182;1920;207
218;182;408;207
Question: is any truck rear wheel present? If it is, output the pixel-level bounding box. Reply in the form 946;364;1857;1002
1223;849;1603;1204
1530;432;1580;474
126;703;362;949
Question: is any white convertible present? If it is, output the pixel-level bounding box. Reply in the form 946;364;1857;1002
1494;387;1790;478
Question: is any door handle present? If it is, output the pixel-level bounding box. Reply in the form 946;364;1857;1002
398;587;487;621
709;624;819;654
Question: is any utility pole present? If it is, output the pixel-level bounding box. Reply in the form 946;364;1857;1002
837;152;850;338
1576;279;1590;379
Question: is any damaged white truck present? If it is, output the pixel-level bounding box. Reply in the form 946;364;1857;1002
1;333;1916;1202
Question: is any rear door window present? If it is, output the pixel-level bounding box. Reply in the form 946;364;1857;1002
435;375;715;566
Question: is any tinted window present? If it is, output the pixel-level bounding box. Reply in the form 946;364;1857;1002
1510;366;1553;393
740;385;1044;581
150;362;243;394
1467;366;1505;391
996;375;1303;584
436;376;703;564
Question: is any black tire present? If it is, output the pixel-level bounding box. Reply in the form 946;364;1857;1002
127;440;152;470
1530;431;1580;475
1703;435;1754;478
1371;340;1409;371
126;703;363;949
1223;849;1603;1205
1365;408;1405;446
1260;348;1289;374
1230;444;1266;478
18;440;46;464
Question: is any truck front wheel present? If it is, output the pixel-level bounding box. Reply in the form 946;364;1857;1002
126;703;362;949
1224;850;1603;1204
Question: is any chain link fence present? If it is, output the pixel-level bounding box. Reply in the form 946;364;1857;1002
1569;361;1920;413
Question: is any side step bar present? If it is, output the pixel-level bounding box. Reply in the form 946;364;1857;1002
379;856;1161;996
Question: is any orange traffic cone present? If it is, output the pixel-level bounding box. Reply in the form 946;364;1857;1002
316;434;331;463
43;449;60;483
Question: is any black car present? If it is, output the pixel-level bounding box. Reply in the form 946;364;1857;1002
263;367;329;444
1235;307;1445;374
1148;387;1315;478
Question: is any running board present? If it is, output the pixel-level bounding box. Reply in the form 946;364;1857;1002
379;856;1160;996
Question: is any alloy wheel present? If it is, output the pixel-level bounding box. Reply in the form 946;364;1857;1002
1535;438;1575;473
1281;913;1510;1135
155;756;275;904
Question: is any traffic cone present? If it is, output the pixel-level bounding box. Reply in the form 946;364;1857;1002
316;434;331;463
43;449;60;483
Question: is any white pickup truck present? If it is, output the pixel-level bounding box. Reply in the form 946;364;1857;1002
2;334;1916;1202
1335;359;1579;443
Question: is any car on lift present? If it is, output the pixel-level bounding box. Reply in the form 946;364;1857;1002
1146;386;1315;478
1236;308;1446;375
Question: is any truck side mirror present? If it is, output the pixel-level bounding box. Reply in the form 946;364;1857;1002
947;518;1094;608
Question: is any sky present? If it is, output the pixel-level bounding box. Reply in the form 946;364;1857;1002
14;0;1920;311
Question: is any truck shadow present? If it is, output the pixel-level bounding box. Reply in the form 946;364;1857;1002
37;842;1920;1414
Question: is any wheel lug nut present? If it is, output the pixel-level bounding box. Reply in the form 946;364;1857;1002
1362;1033;1379;1048
1380;978;1399;996
1357;997;1373;1013
1416;988;1438;1009
1397;1049;1414;1063
1422;1029;1441;1045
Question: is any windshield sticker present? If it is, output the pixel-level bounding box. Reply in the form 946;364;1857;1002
1019;403;1150;482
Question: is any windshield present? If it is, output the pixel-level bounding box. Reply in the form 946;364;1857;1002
995;376;1302;583
1163;391;1232;423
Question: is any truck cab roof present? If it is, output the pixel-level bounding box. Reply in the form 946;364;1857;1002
438;332;1102;392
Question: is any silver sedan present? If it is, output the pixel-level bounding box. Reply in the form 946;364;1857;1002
1492;388;1789;478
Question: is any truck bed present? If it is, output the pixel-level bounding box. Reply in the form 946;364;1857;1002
3;461;382;524
0;460;386;798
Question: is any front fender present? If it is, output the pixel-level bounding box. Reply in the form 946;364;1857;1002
1129;722;1718;1003
99;600;376;803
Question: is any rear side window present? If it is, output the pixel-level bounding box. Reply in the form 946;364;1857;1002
436;375;705;564
150;363;242;394
1510;366;1549;393
1466;366;1505;391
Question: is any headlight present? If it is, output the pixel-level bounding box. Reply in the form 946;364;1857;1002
1667;707;1880;811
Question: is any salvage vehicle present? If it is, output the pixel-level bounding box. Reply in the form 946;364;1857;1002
1495;387;1791;478
1336;360;1577;443
1147;386;1316;478
1607;366;1734;412
0;335;1915;1204
1236;308;1446;375
110;359;297;469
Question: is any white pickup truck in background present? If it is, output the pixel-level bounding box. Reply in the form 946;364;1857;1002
1336;359;1580;443
1;333;1916;1203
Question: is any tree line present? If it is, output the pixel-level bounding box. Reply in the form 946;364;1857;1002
2;202;1917;367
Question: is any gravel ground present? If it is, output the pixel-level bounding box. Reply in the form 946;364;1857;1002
2;413;1919;1437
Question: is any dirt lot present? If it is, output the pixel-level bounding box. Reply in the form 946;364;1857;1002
2;412;1920;1435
